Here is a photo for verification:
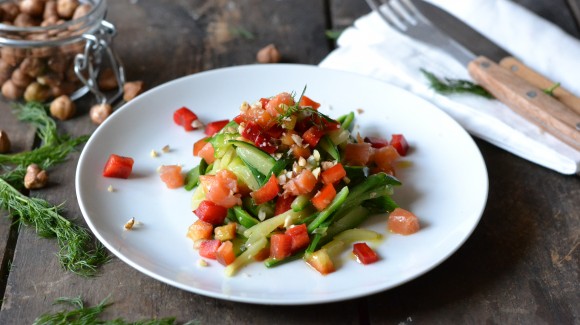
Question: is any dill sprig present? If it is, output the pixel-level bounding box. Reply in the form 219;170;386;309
543;82;560;96
421;68;494;99
275;86;337;128
33;296;197;325
0;177;110;276
0;101;108;276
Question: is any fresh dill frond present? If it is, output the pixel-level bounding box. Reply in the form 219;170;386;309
275;86;338;128
13;101;62;146
325;29;343;41
0;135;89;167
33;296;197;325
421;68;494;99
0;177;110;276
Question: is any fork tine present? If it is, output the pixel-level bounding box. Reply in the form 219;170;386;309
398;0;430;25
365;0;408;31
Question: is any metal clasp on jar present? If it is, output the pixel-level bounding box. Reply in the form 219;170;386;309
74;20;124;105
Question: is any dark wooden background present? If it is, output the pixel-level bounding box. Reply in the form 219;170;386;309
0;0;578;324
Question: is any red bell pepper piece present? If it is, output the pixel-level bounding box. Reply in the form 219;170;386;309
173;107;199;131
352;242;379;265
285;224;310;252
321;163;346;184
299;95;320;110
204;119;230;136
241;122;277;154
311;183;336;211
250;174;279;205
194;200;228;225
302;126;325;148
270;233;293;260
274;194;295;216
364;136;390;149
103;154;134;179
390;134;409;156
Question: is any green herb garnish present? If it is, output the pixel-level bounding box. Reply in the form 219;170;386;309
421;69;494;99
325;29;343;41
0;102;109;276
543;82;561;96
33;296;196;325
275;86;338;128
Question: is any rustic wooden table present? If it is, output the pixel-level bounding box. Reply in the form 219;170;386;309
0;0;578;324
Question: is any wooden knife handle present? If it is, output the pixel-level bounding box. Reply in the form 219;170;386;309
499;56;580;115
467;56;580;151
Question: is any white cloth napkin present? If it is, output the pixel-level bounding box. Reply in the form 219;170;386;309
319;0;580;175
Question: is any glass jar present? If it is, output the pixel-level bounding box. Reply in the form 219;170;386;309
0;0;124;104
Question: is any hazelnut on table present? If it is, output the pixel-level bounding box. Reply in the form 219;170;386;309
0;130;11;154
123;81;144;102
24;163;48;190
90;103;112;125
256;43;282;63
50;95;76;120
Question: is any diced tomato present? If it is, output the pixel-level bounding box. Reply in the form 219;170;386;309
200;170;241;208
214;223;236;241
305;249;335;275
265;124;284;138
205;119;229;136
371;145;399;174
265;92;295;117
250;174;279;205
270;233;293;260
343;142;372;166
193;137;209;156
275;194;295;216
321;163;346;184
259;97;270;109
299;95;320;110
244;106;275;129
186;220;214;241
194;200;228;225
387;207;420;235
199;239;221;259
216;241;236;266
173;107;199;131
197;142;215;164
241;122;277;154
158;165;184;189
285;224;310;252
352;242;379;265
283;169;317;196
364;136;390;149
390;134;409;156
291;144;311;159
311;183;336;211
302;126;325;148
103;154;134;179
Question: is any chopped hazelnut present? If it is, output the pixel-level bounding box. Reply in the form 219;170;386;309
124;217;135;230
123;81;144;102
0;130;11;153
49;95;76;120
89;103;112;125
256;43;282;63
24;163;48;189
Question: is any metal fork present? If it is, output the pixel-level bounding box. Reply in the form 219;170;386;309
364;0;475;66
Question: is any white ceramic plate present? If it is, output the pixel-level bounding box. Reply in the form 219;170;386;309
76;64;488;305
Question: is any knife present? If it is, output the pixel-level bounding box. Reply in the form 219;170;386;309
407;0;580;151
410;0;580;116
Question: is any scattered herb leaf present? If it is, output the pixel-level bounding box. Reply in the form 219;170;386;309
543;82;560;96
421;68;494;99
325;29;343;41
230;26;255;40
33;296;197;325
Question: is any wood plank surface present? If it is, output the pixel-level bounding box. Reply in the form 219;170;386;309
0;0;578;324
